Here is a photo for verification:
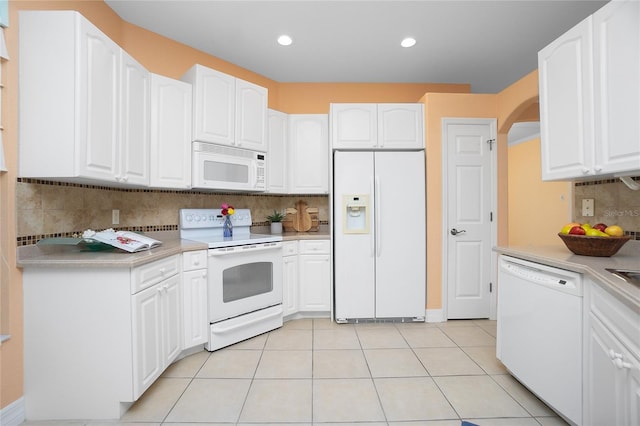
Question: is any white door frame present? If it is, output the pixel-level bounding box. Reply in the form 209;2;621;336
441;118;498;320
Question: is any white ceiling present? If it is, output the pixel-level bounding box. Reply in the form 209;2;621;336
105;0;607;93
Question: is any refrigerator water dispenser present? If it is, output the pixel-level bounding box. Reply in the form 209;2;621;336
343;195;369;234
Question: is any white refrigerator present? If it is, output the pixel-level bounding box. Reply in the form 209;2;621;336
333;150;426;321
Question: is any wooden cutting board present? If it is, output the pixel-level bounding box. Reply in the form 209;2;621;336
292;200;312;232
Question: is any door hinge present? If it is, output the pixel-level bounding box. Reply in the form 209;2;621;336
487;139;495;151
489;282;493;292
490;211;493;222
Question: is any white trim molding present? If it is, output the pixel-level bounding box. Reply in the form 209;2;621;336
425;309;445;323
1;397;25;426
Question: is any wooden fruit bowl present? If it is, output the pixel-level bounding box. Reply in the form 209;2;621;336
557;233;631;257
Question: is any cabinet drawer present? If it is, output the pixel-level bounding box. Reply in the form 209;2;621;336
589;280;640;354
183;250;207;272
282;241;298;256
299;239;330;254
132;255;180;294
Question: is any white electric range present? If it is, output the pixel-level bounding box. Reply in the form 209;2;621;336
179;209;283;351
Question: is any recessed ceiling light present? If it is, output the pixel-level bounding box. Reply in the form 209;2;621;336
277;35;293;46
401;37;416;48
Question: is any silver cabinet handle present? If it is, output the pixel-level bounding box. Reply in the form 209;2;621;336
450;228;466;236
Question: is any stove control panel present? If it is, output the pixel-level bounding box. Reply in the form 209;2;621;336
179;208;252;229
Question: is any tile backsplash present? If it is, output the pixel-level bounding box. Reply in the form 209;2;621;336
16;179;329;246
16;176;640;246
573;177;640;238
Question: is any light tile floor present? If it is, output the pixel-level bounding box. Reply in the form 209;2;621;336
25;319;570;426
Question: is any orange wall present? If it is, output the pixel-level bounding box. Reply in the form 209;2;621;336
508;138;572;246
1;0;548;411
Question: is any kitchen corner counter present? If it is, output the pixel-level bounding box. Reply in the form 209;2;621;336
17;231;208;269
17;228;331;268
495;240;640;310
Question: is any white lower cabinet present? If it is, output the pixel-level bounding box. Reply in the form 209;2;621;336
22;255;183;420
584;280;640;426
280;239;331;316
182;250;208;349
298;240;331;312
282;241;299;317
132;273;181;399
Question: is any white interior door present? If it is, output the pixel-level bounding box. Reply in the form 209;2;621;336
444;119;496;319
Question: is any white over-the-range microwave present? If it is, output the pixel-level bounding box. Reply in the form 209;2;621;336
192;142;266;192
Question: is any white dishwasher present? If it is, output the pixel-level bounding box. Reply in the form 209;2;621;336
497;255;583;426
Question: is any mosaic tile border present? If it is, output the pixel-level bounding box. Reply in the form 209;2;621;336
574;176;639;187
17;221;331;247
17;225;179;247
15;178;331;198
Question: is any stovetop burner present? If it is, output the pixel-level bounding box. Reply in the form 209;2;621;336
179;208;282;248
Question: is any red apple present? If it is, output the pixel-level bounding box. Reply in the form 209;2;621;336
593;223;608;232
569;226;586;235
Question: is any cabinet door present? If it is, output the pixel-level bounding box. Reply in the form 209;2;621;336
235;78;268;151
330;103;377;149
132;284;163;399
182;269;208;349
288;114;329;194
593;0;640;176
298;254;330;311
119;51;150;186
78;17;121;181
585;314;640;426
150;74;193;189
538;16;594;181
378;104;424;149
162;274;182;365
191;65;235;146
267;109;288;193
282;255;299;317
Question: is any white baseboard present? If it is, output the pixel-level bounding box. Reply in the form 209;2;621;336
426;308;445;323
1;397;25;426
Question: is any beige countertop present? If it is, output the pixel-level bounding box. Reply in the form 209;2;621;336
495;240;640;311
17;228;330;269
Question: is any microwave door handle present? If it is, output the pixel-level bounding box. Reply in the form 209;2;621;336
253;161;259;188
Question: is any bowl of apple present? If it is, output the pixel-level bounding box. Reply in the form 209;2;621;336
558;223;631;257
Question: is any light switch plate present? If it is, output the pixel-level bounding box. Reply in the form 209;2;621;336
582;199;594;217
112;209;120;225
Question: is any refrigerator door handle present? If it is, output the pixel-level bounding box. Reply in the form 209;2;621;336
370;176;376;257
375;174;381;257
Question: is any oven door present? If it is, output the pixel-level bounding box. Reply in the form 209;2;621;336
208;242;282;323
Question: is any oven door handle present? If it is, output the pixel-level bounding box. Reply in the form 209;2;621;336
208;242;282;256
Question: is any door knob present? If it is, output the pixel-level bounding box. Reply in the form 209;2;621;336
450;228;466;236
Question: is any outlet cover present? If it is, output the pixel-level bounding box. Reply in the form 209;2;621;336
112;209;120;225
582;199;594;217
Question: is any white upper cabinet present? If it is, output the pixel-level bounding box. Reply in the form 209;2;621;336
267;109;288;193
19;11;151;187
539;0;640;181
538;16;594;181
592;0;640;176
120;51;151;186
331;104;377;148
182;64;268;152
288;114;329;194
235;78;268;151
331;103;424;149
149;74;192;189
